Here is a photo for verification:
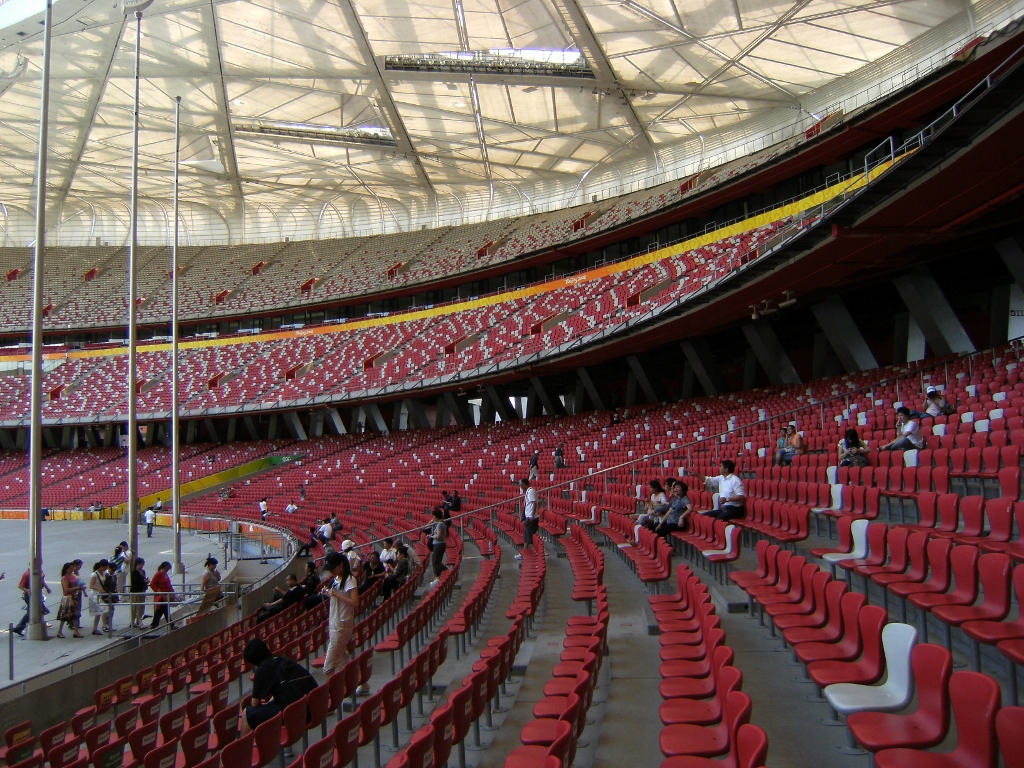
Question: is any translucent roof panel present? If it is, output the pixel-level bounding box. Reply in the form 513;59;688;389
0;0;1019;245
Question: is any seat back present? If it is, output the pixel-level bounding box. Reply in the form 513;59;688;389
945;671;1000;766
357;691;384;747
736;725;770;768
211;708;239;751
333;711;361;768
299;734;334;768
996;706;1024;768
180;721;211;768
449;684;474;745
306;684;331;733
252;712;282;768
219;731;254;768
429;701;455;768
876;623;918;708
404;724;435;768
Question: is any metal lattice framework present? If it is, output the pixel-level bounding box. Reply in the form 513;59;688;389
0;0;1020;245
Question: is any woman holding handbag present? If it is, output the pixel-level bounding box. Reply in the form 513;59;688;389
56;562;84;638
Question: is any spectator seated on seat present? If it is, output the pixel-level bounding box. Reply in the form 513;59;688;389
257;574;305;623
879;407;925;452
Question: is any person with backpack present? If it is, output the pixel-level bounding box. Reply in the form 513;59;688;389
240;638;317;735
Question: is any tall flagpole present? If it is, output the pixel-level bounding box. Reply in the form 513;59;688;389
127;8;143;560
172;95;182;576
27;0;54;642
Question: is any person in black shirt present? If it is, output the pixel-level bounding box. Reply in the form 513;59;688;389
449;491;462;513
257;574;305;623
241;638;316;734
359;551;386;595
554;443;567;469
299;562;319;595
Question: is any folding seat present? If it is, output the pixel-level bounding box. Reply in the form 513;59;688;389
873;671;999;768
785;590;864;650
887;538;954;624
823;622;918;720
807;605;889;688
659;691;751;759
837;523;887;582
909;545;981;644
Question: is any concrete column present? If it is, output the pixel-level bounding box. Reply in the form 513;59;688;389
0;429;14;451
15;428;27;450
434;397;450;428
392;402;406;431
60;426;73;449
530;377;566;416
325;408;347;435
681;361;696;400
310;411;324;437
624;371;639;407
524;385;541;419
479;395;496;424
364;403;389;434
184;420;196;444
404;399;432;429
204;419;220;443
680;340;727;396
576;367;607;411
225;418;237;443
743;349;758;391
626;356;660;403
267;413;278;439
811;295;879;372
443;391;472;426
484;385;516;421
996;237;1024;286
812;333;843;380
42;428;58;450
350;407;364;434
893;312;926;364
742;321;801;385
893;267;976;355
243;416;261;440
282;412;308;440
143;423;156;446
573;379;586;414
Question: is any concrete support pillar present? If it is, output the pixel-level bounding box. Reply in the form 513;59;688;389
0;429;14;451
15;428;27;450
576;367;607;411
743;349;758;391
310;411;324;437
434;397;450;428
681;361;696;400
996;237;1024;286
364;403;389;434
392;402;406;431
484;385;516;421
893;267;976;355
530;377;566;416
893;312;927;364
479;395;496;424
524;385;541;419
573;379;586;414
626;355;660;403
811;295;879;372
243;416;261;440
991;284;1012;346
204;419;220;443
742;320;801;385
143;423;156;446
185;420;196;445
812;333;843;380
325;408;347;435
404;399;431;429
282;412;308;440
625;371;639;407
267;413;279;440
60;427;73;449
443;391;472;426
42;428;58;450
680;340;727;396
225;418;237;443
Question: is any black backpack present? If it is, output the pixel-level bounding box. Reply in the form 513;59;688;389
268;657;318;706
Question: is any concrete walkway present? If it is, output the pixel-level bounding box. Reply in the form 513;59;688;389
0;519;229;688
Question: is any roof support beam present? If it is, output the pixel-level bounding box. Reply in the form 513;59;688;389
50;18;126;221
335;0;434;193
205;0;245;228
548;0;659;165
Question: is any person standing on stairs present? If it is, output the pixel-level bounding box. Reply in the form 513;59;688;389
429;507;448;588
516;477;539;561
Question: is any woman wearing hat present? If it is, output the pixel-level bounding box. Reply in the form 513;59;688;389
774;422;805;467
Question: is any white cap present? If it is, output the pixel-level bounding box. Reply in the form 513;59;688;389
788;421;797;428
341;540;355;552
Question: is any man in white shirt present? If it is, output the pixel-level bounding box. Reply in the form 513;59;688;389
318;519;334;545
880;407;925;451
154;497;163;512
258;498;269;521
284;501;298;515
693;460;746;521
515;478;539;560
144;507;156;538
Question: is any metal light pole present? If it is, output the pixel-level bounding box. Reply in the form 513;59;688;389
125;1;152;559
26;0;54;642
172;95;183;576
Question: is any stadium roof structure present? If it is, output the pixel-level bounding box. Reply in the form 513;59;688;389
0;0;1020;246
